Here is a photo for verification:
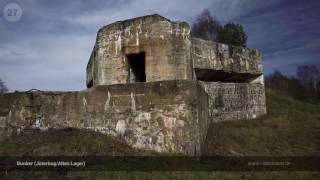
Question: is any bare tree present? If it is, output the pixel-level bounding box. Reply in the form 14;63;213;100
191;9;222;42
297;65;320;92
265;65;320;103
265;70;306;99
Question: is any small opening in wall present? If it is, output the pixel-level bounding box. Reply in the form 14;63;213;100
87;80;93;88
127;52;146;83
195;69;261;83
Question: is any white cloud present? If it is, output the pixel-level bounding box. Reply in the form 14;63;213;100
0;32;95;91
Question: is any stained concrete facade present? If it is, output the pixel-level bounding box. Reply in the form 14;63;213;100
86;14;266;122
0;81;208;155
0;14;266;155
87;14;192;87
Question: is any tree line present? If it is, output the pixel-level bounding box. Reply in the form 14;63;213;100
265;65;320;103
0;78;8;93
191;9;247;47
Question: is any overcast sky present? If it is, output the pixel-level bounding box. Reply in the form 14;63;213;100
0;0;319;91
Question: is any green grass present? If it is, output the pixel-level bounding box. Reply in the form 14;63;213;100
1;90;320;179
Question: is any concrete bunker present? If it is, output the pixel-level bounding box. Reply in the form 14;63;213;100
127;52;146;83
0;14;267;156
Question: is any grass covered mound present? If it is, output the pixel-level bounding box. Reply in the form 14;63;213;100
1;90;319;156
203;90;320;156
0;128;156;156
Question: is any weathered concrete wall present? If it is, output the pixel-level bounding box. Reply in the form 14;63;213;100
199;81;266;122
87;14;192;87
191;38;263;82
86;15;266;83
191;37;266;121
87;15;265;87
0;81;208;155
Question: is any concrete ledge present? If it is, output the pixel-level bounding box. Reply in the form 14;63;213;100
191;38;263;76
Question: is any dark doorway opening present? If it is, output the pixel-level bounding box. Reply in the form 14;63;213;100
87;80;93;88
127;52;146;83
